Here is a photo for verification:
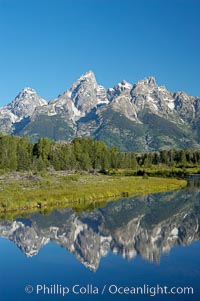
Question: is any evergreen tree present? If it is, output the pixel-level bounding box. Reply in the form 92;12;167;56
0;135;17;170
130;153;138;170
180;150;187;166
111;146;118;168
34;137;52;168
144;153;152;168
16;137;32;171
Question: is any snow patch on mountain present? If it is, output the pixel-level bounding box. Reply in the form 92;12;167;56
0;71;200;150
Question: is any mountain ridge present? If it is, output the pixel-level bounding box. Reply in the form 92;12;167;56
0;71;200;151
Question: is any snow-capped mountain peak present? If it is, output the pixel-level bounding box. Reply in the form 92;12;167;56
8;87;47;118
136;76;157;88
116;80;133;91
0;71;200;151
68;70;108;115
79;70;96;80
19;87;37;95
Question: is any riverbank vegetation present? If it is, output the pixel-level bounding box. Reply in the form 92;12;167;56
0;134;193;214
0;171;186;214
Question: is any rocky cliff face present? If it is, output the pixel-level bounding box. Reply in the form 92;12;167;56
0;87;47;133
0;189;199;271
0;71;200;151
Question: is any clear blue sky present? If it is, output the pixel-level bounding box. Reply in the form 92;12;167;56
0;0;200;106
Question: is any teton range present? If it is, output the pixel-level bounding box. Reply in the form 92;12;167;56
1;70;200;151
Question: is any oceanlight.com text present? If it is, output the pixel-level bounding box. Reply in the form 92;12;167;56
25;283;194;297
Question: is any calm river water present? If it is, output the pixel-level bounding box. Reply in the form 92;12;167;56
0;178;200;300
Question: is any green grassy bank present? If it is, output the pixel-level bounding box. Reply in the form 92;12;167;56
0;171;187;215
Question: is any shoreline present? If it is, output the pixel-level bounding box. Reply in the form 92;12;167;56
0;172;187;216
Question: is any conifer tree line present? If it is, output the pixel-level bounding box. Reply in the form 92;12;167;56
0;134;200;172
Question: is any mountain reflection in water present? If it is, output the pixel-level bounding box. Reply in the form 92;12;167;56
0;186;200;272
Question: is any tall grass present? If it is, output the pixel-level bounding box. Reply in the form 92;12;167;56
0;172;186;214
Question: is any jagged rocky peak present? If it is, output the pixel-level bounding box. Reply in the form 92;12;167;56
69;70;108;115
173;91;193;101
1;71;200;151
7;87;47;119
16;86;46;100
18;87;37;97
14;87;47;105
130;77;158;109
133;76;157;90
115;80;133;91
79;70;97;82
107;80;133;102
130;76;177;114
48;89;81;122
173;91;196;121
148;76;157;87
71;70;98;92
142;76;157;87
